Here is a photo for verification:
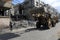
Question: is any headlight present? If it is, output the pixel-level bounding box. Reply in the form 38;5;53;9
32;14;35;16
37;14;40;17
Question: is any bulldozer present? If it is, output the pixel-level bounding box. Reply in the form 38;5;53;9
30;7;58;29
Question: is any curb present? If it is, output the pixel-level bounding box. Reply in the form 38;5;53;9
11;27;35;33
1;27;35;34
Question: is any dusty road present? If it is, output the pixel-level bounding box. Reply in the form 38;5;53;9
0;22;60;40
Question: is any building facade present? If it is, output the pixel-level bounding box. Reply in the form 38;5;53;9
0;0;12;28
13;0;59;20
0;0;12;17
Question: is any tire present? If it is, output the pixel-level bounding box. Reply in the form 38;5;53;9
56;20;58;23
44;22;49;29
36;22;40;29
51;20;56;27
36;22;49;30
52;22;55;27
36;22;45;29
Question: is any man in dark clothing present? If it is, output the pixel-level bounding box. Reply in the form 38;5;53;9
9;22;13;31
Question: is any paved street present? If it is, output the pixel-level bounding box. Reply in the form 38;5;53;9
0;22;60;40
0;0;60;40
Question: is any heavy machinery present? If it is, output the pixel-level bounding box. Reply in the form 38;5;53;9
30;7;58;29
53;15;59;23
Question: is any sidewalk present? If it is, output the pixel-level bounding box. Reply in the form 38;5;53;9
0;26;35;34
0;20;36;34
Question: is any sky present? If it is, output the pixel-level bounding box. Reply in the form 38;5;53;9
12;0;24;4
41;0;60;12
12;0;60;13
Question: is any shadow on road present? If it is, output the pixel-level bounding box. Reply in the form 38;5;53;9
25;28;37;32
58;38;60;40
0;33;20;40
24;27;49;33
